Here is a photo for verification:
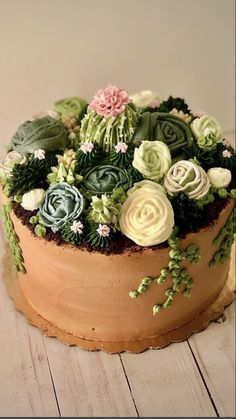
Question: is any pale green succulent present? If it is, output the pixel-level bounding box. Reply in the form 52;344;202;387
47;160;82;186
89;194;122;225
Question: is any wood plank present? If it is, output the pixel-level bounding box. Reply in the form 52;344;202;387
0;235;59;417
188;301;235;417
43;337;138;417
121;341;216;417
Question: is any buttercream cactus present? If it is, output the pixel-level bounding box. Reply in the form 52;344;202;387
132;141;171;182
11;116;68;154
75;142;103;170
164;160;210;200
130;90;160;109
81;165;133;196
21;188;45;211
53;96;88;118
60;219;85;245
89;194;122;225
86;223;115;249
109;142;134;168
191;115;223;150
132;112;193;157
47;149;82;186
0;151;27;182
80;85;140;153
207;167;232;189
39;182;85;232
119;181;174;246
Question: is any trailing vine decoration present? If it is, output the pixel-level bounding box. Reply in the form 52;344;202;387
2;200;26;272
129;229;201;315
210;207;236;267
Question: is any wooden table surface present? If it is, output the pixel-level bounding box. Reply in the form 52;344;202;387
0;232;235;418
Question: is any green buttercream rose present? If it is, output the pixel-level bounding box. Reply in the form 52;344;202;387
132;141;171;182
191;115;223;148
53;96;88;117
81;165;132;196
39;182;85;232
11;116;68;154
132;112;193;157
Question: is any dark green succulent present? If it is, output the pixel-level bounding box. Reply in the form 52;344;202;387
132;112;193;157
81;165;133;196
109;144;135;168
157;96;192;115
60;219;86;245
75;143;104;171
170;193;204;232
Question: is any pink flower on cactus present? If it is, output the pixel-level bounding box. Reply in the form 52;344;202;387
97;224;110;237
114;142;128;153
89;85;130;117
80;142;94;154
195;110;206;118
222;149;232;158
71;220;84;234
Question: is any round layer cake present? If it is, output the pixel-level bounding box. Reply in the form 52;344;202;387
0;86;235;352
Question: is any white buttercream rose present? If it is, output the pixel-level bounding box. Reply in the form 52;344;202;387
132;141;171;182
119;182;174;246
0;151;27;180
130;90;159;109
191;115;223;142
164;160;210;200
21;189;46;211
207;167;232;189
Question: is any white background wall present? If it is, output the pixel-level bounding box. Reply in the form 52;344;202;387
0;0;235;155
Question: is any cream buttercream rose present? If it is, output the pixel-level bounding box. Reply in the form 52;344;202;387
132;141;171;182
207;167;232;189
130;90;159;109
164;160;210;200
119;181;174;246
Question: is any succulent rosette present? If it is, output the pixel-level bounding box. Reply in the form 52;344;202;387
39;182;85;232
164;160;210;200
81;165;133;196
119;181;174;246
11;116;68;154
132;112;193;157
191;115;223;146
132;140;171;182
53;96;88;118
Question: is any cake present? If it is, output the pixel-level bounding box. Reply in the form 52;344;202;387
0;86;235;353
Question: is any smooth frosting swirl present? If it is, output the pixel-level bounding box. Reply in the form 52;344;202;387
11;116;68;154
132;140;171;182
207;167;232;189
191;115;223;142
81;165;132;196
132;112;193;157
119;181;174;246
39;182;85;232
164;160;210;200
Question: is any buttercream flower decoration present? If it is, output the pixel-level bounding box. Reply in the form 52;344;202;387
169;108;192;124
0;151;27;180
97;224;110;237
130;90;160;109
39;182;85;232
80;142;94;154
34;149;45;160
164;160;210;200
32;110;59;120
53;96;88;118
127;179;165;196
114;142;128;153
21;189;45;211
191;115;223;150
207;168;232;189
71;220;84;234
11;116;67;154
119;181;174;246
89;85;130;117
90;195;121;225
80;85;139;153
81;165;132;196
222;149;232;158
132;141;171;182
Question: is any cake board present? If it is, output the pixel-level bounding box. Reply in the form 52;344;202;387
2;245;235;354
